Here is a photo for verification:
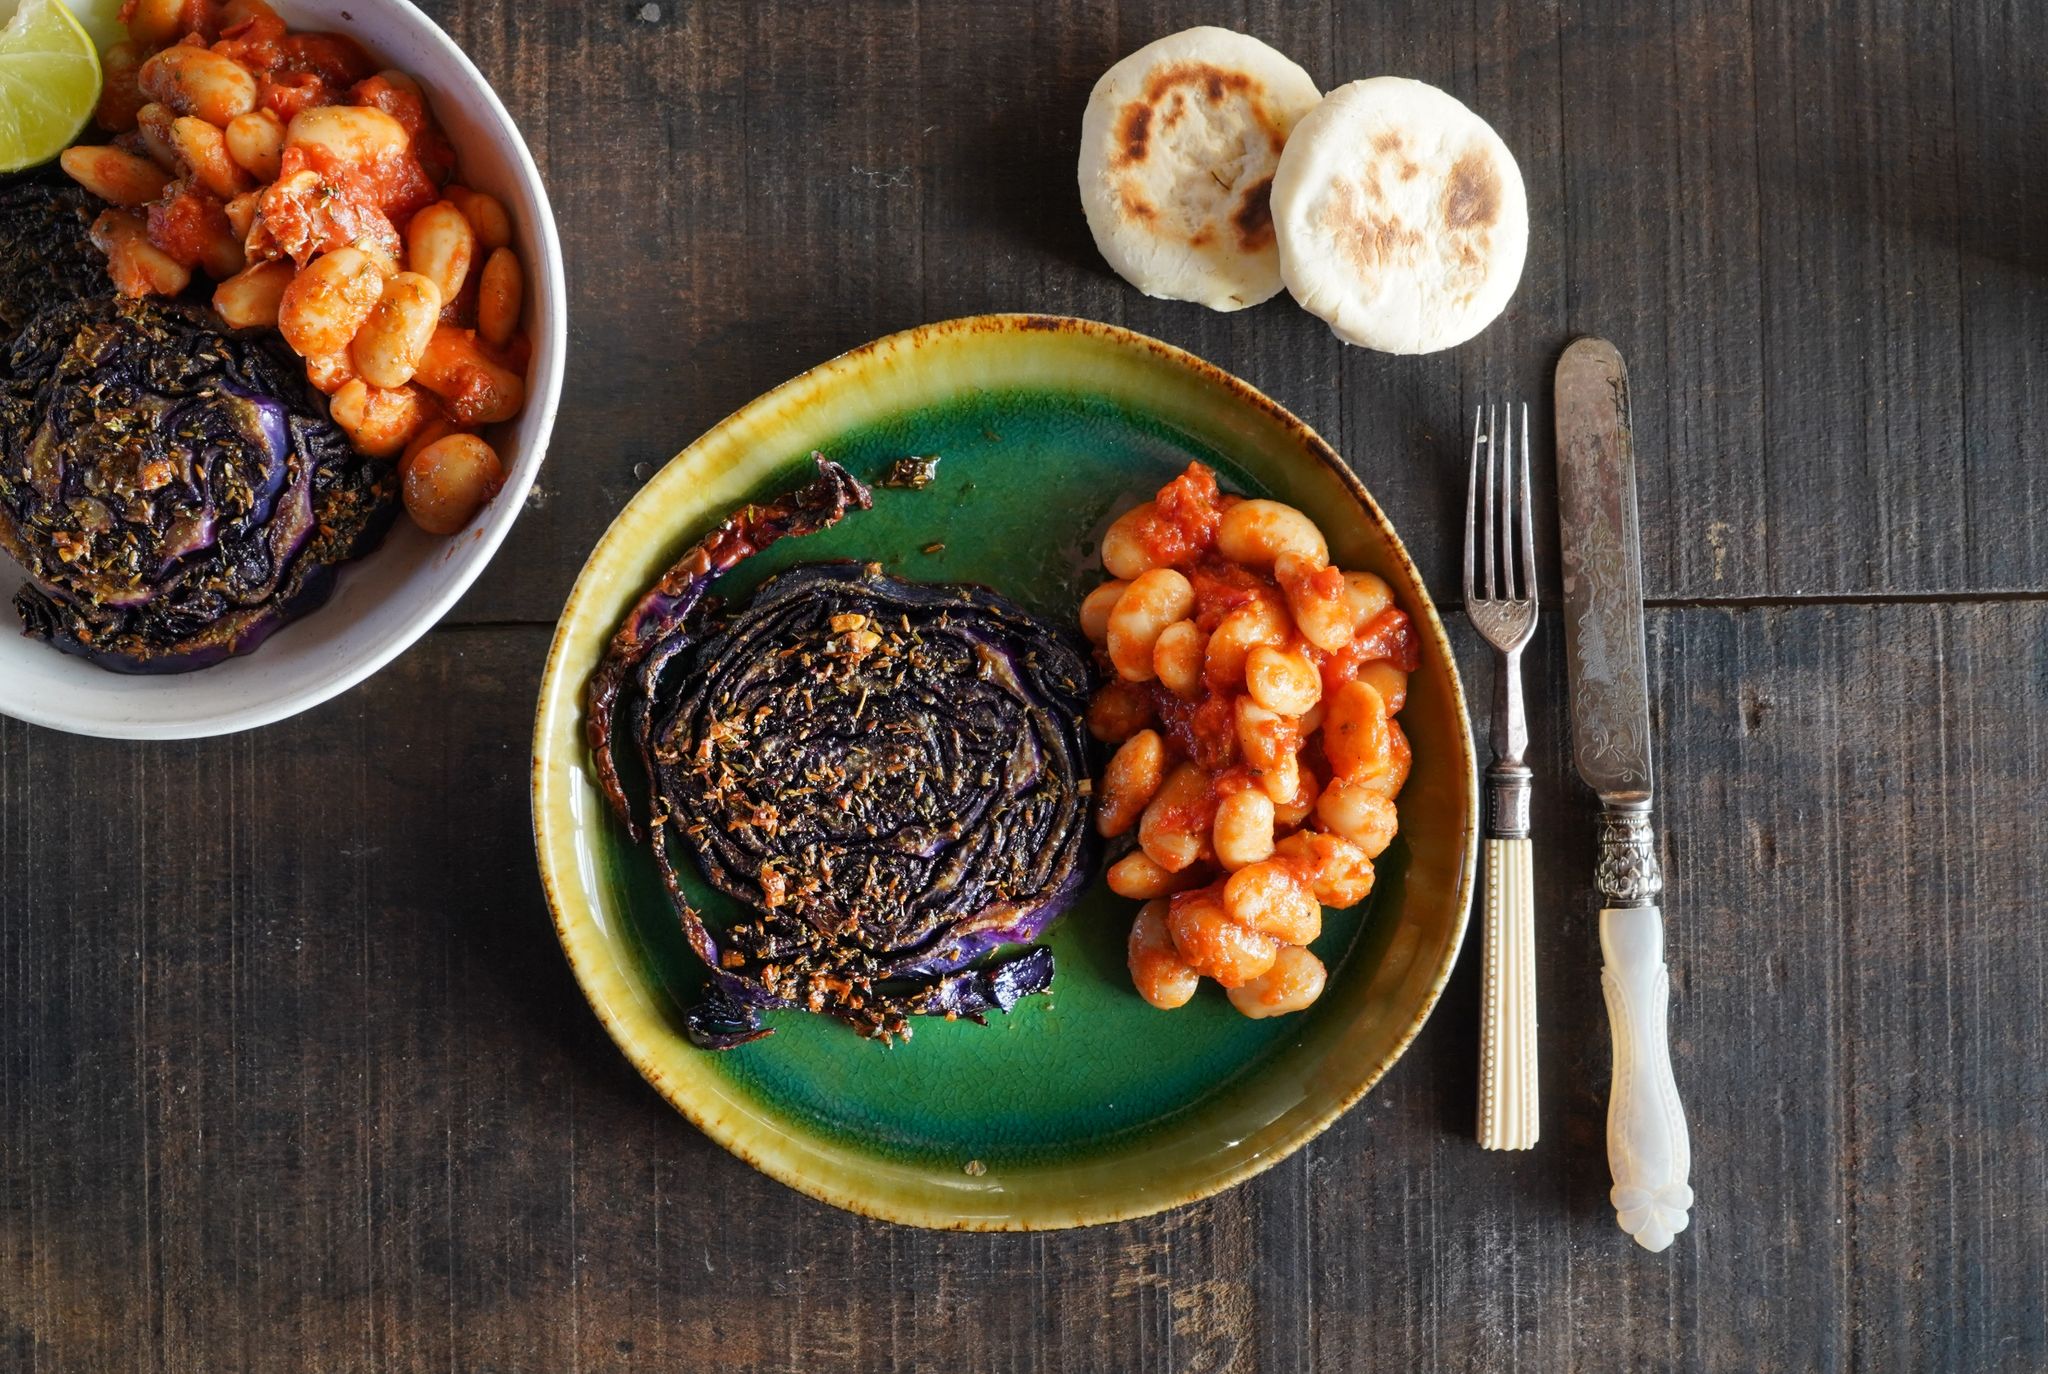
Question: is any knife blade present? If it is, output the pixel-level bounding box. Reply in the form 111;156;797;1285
1555;337;1653;804
1554;337;1693;1254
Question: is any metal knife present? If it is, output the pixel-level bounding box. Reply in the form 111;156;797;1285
1554;338;1693;1253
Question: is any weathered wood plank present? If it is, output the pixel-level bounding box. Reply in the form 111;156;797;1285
1953;0;2048;594
5;604;2043;1371
1555;0;1767;602
404;0;2043;629
1748;0;1974;597
5;0;2048;1368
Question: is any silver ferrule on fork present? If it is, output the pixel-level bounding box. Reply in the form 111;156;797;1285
1489;758;1532;839
1488;638;1532;839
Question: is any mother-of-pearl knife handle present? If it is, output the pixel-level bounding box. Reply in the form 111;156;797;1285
1597;802;1692;1252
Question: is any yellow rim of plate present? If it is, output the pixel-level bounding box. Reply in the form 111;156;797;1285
531;313;1479;1230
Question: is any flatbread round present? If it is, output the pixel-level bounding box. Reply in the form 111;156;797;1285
1078;27;1321;311
1271;77;1528;353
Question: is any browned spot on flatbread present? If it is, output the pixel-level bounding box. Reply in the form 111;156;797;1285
1444;147;1501;231
1232;175;1275;251
1188;227;1213;248
1140;61;1254;105
1113;62;1287;161
1119;184;1156;222
1321;180;1424;278
1118;103;1152;167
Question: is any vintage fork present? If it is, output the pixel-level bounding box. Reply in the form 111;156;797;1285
1465;402;1540;1151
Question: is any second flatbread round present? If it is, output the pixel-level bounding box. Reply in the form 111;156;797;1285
1272;77;1528;353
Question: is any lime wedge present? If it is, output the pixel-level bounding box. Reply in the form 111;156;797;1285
0;0;122;54
0;0;101;174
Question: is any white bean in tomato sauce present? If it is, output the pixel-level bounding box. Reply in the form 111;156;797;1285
1128;901;1201;1011
402;433;504;535
350;271;442;389
57;146;168;207
1078;461;1421;1019
1107;568;1195;682
1227;946;1327;1018
211;260;294;330
60;1;535;537
277;246;383;358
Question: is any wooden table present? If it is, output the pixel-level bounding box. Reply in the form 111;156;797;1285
5;1;2044;1369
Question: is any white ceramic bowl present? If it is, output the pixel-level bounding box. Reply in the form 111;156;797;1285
0;0;566;739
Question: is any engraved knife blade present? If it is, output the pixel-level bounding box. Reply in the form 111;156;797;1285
1555;337;1653;805
1558;339;1691;1252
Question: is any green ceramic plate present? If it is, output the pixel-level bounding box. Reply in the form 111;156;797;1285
532;315;1476;1230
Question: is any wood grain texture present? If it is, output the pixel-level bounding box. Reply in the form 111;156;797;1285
5;607;2044;1372
405;0;2048;626
5;0;2048;1369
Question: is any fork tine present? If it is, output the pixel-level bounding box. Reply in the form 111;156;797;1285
1463;406;1481;604
1518;401;1537;604
1505;404;1524;599
1501;402;1520;599
1483;404;1497;600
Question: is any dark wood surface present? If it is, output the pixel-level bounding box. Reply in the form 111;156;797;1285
5;1;2045;1370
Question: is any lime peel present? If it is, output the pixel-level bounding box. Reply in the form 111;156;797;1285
0;0;102;175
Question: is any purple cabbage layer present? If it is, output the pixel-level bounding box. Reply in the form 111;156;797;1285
0;298;396;672
586;458;1095;1048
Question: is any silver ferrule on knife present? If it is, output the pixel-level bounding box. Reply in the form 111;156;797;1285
1595;797;1663;908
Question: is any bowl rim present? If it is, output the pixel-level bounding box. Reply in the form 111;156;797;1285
0;0;567;741
531;312;1478;1229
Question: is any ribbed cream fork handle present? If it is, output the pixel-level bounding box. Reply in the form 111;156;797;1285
1478;835;1539;1149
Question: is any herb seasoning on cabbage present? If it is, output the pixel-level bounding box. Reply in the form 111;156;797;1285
0;174;106;348
0;298;397;672
589;457;1097;1048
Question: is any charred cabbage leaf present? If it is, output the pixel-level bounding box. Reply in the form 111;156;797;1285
0;174;107;348
587;455;875;838
0;298;397;672
588;458;1095;1048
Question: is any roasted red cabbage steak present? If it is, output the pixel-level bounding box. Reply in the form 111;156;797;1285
587;458;1096;1047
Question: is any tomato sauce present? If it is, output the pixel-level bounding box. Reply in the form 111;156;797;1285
1184;559;1270;631
1084;460;1425;1018
1184;694;1238;771
257;73;335;122
1138;461;1226;565
217;21;376;122
350;76;457;185
1209;766;1264;800
1317;605;1420;696
1289;559;1346;606
1148;789;1218;846
252;165;401;264
288;140;437;221
215;25;374;88
145;182;231;268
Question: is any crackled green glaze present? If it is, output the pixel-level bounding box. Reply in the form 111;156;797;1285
534;316;1475;1229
